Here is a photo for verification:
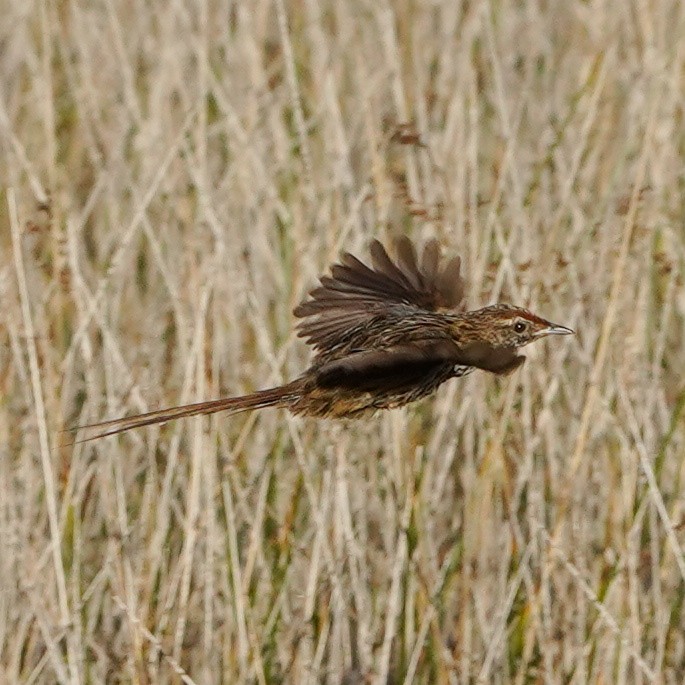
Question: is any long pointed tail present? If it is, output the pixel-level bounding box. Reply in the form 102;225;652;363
65;382;301;444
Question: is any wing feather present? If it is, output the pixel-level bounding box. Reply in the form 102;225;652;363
436;256;464;307
295;237;466;352
369;240;415;289
420;239;440;284
314;340;459;391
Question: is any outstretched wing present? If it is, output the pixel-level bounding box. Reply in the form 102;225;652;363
314;340;459;392
294;237;465;352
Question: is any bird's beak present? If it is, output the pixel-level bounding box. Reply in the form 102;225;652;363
539;323;574;337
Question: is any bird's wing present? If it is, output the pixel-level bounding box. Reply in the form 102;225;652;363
294;237;465;352
314;340;459;392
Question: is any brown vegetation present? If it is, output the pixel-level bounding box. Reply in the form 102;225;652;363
1;0;684;682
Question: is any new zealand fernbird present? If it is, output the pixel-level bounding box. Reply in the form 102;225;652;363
68;237;573;442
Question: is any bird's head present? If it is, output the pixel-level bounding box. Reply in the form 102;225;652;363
460;304;574;348
448;304;573;375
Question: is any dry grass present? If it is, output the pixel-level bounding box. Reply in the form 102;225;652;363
2;0;685;682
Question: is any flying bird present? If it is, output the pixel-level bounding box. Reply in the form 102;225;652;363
69;237;573;442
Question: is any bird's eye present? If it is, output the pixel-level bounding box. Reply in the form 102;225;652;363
514;321;527;333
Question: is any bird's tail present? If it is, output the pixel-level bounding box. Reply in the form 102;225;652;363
65;381;302;444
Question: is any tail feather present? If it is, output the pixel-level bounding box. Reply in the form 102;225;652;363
64;382;300;444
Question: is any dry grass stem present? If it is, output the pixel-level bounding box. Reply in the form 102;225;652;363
1;0;684;682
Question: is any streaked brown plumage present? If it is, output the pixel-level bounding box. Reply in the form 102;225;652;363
69;237;573;442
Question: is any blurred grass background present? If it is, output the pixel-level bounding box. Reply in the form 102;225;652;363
2;0;685;682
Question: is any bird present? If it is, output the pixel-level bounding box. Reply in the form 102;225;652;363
68;236;573;442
